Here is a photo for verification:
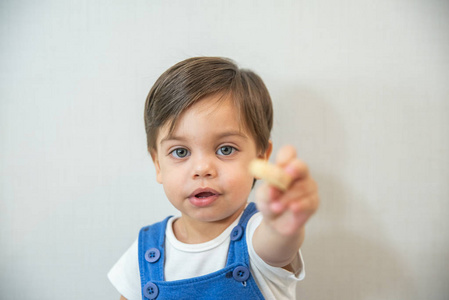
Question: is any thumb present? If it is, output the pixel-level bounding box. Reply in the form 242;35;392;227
255;184;278;218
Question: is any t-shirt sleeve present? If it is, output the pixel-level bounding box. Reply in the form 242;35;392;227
107;239;142;300
246;212;305;300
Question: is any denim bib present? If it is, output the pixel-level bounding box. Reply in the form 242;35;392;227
138;202;265;299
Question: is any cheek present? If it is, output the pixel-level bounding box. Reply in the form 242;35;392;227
161;171;185;206
222;164;254;192
159;164;183;191
162;167;183;185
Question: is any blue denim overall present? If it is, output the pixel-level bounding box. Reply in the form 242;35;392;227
138;202;265;299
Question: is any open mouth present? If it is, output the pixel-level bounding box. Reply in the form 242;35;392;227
195;192;216;198
189;188;220;207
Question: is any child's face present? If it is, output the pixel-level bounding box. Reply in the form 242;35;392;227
151;94;271;225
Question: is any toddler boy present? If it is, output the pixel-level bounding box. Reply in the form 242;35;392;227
108;57;319;299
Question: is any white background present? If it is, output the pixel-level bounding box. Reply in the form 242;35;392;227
1;0;448;299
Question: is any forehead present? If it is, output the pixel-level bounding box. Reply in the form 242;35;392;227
157;95;248;143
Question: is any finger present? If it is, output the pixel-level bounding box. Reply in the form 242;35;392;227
269;180;319;217
265;185;287;215
255;184;270;205
275;178;317;209
269;185;282;200
269;200;285;214
284;159;310;181
255;184;278;217
275;145;297;167
289;193;320;220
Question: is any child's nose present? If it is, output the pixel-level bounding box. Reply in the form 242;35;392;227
192;157;217;179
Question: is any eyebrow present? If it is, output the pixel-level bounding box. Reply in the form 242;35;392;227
160;135;187;145
160;131;248;145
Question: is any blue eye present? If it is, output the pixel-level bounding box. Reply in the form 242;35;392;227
171;148;190;158
217;146;236;156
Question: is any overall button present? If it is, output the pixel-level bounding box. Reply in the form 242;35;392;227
230;225;243;241
233;266;250;282
143;282;159;299
145;248;161;263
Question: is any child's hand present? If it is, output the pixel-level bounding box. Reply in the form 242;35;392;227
254;145;319;236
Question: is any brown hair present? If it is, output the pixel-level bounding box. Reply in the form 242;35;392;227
144;57;273;154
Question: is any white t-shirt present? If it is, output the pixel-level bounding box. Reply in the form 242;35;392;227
108;212;305;300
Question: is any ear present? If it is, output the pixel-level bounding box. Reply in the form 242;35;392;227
150;148;163;184
258;140;273;161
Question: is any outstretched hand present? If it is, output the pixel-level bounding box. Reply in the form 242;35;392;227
255;145;319;236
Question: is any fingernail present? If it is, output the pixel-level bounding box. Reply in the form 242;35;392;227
284;165;297;177
269;187;279;199
270;201;284;212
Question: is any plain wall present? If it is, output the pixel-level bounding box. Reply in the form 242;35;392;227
1;0;448;299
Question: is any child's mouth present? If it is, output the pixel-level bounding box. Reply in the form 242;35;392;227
195;192;215;198
189;189;220;207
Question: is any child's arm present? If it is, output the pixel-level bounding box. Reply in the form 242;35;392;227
251;145;319;270
120;296;128;300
